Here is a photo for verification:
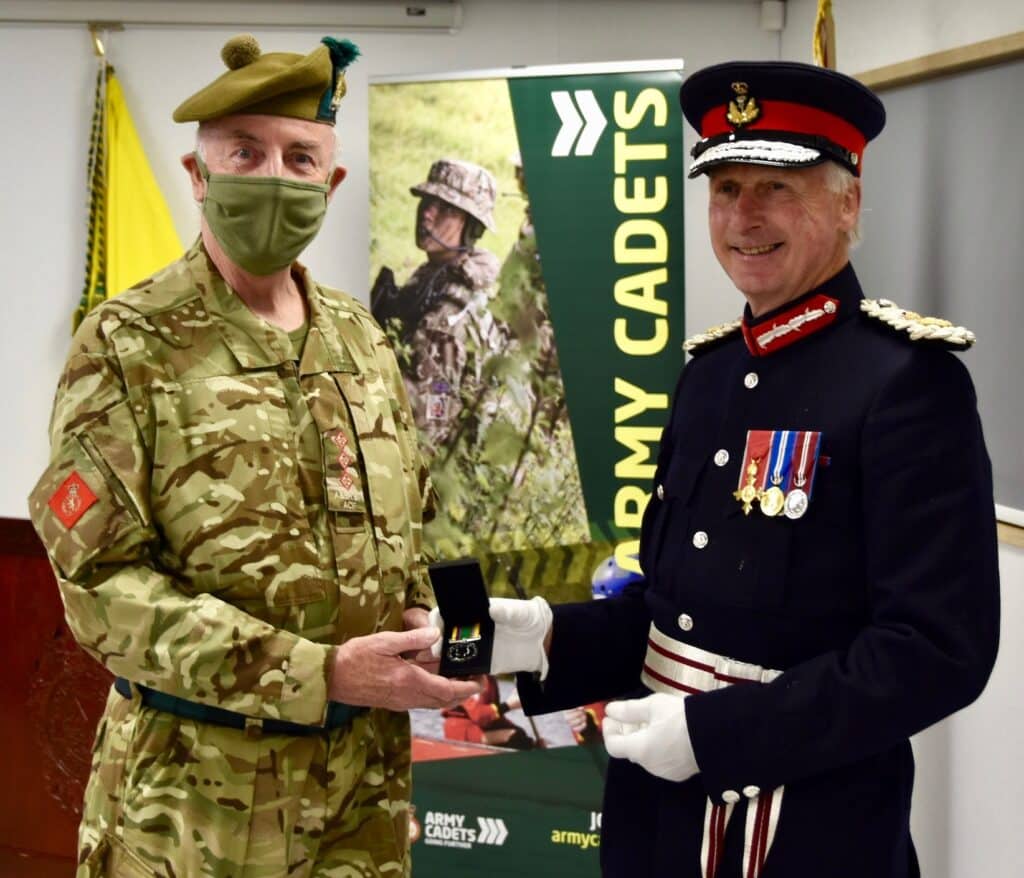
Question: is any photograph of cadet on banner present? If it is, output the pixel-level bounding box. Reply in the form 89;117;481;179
370;77;590;566
370;65;684;768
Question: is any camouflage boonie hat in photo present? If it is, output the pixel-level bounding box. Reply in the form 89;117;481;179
411;159;497;232
173;34;359;125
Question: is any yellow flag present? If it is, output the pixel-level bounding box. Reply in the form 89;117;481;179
75;63;182;331
105;72;182;298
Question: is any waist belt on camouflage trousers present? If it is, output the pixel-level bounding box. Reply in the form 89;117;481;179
114;677;366;736
641;624;784;878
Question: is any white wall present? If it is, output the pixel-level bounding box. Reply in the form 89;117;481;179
908;544;1024;878
1;1;1021;874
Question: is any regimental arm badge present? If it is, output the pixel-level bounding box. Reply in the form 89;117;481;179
48;471;98;530
726;81;760;128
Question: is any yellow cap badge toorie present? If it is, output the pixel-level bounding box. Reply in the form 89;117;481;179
172;34;359;126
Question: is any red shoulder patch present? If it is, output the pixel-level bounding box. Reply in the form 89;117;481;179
48;471;98;529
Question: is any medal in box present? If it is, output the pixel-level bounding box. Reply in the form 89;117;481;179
428;557;494;677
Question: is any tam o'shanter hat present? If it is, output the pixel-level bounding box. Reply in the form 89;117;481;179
411;159;498;232
679;60;885;178
173;34;359;125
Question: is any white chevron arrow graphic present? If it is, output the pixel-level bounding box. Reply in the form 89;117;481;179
476;816;509;845
550;90;607;157
572;89;607;155
493;818;508;845
551;91;583;156
481;815;497;844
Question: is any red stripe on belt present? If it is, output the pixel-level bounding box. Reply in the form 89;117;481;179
647;637;758;686
641;663;703;695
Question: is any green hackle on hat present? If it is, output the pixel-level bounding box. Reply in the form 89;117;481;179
317;37;360;122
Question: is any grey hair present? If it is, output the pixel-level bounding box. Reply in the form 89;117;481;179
821;161;862;248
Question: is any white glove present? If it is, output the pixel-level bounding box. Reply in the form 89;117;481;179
428;596;553;679
603;692;699;783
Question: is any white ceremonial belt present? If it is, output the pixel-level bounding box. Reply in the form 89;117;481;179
641;624;782;697
640;623;783;878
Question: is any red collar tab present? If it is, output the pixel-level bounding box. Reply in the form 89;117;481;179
701;99;867;167
742;294;841;357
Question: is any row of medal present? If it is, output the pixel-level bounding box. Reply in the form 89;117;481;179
733;429;821;519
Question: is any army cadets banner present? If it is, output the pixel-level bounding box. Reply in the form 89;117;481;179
370;61;684;875
370;60;685;598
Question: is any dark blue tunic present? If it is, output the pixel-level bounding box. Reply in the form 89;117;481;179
518;263;1000;877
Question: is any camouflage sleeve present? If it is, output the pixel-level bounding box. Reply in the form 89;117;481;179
368;321;437;611
28;322;333;726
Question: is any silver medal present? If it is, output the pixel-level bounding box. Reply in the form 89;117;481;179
783;488;808;520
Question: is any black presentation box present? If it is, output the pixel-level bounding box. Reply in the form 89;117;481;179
428;557;494;677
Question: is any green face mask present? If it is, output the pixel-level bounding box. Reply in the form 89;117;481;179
196;153;330;276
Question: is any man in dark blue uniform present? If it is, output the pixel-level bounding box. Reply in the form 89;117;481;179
431;60;1000;877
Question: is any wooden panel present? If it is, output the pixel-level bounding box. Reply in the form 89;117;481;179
856;30;1024;91
997;521;1024;549
0;517;112;867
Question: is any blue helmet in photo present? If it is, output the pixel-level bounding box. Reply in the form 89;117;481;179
591;554;644;599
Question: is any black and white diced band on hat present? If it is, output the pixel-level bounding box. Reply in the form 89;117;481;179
678;60;886;178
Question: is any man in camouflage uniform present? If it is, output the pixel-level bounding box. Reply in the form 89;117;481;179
28;33;480;878
371;159;505;459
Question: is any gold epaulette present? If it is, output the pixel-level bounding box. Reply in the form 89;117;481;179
860;299;976;349
682;319;743;355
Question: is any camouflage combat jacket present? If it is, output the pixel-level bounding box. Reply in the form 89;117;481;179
398;249;504;454
29;240;434;727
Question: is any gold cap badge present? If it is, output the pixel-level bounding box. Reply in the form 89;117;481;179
726;81;760;128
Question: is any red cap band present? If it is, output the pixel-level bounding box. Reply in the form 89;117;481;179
700;99;866;162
